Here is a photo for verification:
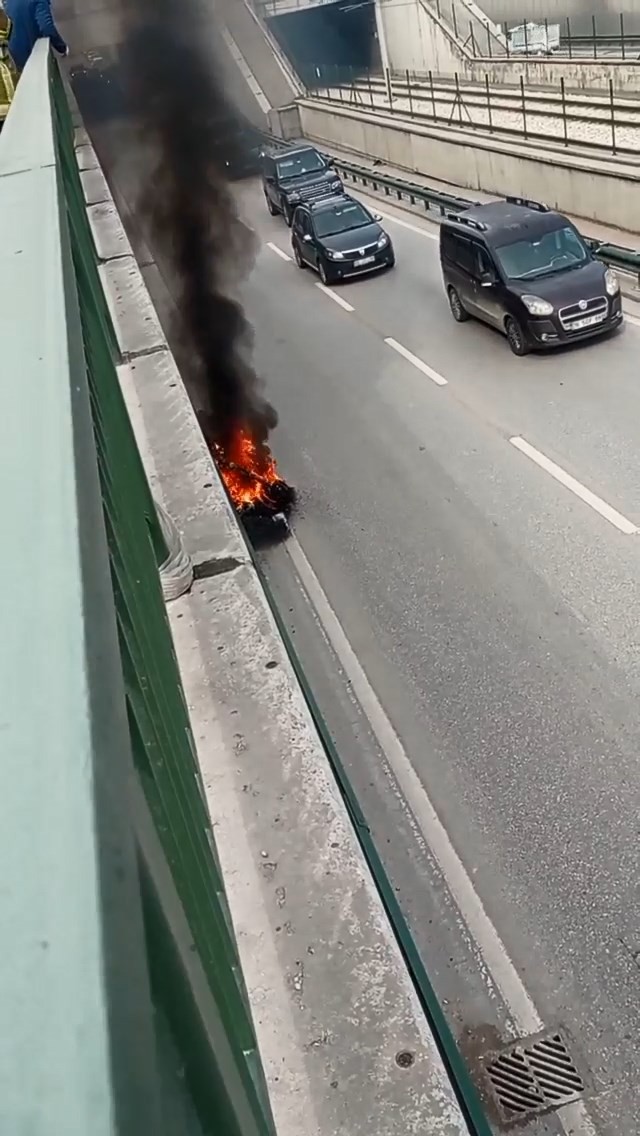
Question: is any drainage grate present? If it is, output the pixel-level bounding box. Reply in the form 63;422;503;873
484;1032;585;1123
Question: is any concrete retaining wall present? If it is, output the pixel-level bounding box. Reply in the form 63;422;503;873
297;96;640;228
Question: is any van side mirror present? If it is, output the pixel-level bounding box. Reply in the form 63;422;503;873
480;272;495;287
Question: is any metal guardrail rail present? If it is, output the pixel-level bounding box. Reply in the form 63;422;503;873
261;133;640;282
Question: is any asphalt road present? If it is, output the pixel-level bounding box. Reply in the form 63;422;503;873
236;177;640;1136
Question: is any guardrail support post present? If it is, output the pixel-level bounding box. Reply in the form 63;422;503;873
609;78;617;155
385;66;393;108
486;22;492;57
452;2;458;39
504;21;510;56
368;69;374;109
592;14;597;59
620;13;626;60
429;68;436;119
566;16;572;59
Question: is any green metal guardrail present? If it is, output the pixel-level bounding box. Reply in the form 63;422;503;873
0;42;275;1136
261;132;640;282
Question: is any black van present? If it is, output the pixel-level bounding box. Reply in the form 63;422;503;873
261;145;343;226
439;197;623;356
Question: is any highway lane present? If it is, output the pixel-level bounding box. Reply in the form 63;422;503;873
250;187;640;679
237;178;640;1135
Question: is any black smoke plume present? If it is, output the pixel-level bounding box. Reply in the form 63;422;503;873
122;0;277;452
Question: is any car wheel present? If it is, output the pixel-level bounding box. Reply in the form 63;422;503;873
505;316;529;356
318;259;332;286
293;242;305;269
387;253;396;270
448;286;469;323
283;202;294;227
266;194;278;216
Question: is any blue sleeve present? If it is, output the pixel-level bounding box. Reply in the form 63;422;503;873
34;0;67;55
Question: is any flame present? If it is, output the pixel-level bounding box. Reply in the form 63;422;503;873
214;428;287;513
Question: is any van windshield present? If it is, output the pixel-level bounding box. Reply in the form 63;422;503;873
494;226;589;281
276;151;326;180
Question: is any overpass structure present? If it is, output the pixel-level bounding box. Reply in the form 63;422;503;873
0;36;495;1136
5;0;640;1127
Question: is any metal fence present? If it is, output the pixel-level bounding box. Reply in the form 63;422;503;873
310;64;640;157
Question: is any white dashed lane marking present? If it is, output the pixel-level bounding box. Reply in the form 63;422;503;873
266;241;292;262
315;282;355;312
510;436;638;535
384;337;448;385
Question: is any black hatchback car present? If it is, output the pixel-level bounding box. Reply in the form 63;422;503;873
261;145;343;226
291;194;395;284
440;197;623;355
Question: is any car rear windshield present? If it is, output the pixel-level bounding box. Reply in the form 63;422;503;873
276;151;325;180
314;201;372;237
494;225;589;281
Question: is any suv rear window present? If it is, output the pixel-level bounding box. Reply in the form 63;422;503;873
276;150;325;180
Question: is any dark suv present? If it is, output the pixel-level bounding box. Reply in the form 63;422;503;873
261;145;343;226
440;197;623;355
291;194;395;284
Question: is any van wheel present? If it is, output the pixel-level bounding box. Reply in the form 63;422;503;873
283;203;294;227
505;316;529;356
266;195;278;216
448;286;469;323
293;242;305;269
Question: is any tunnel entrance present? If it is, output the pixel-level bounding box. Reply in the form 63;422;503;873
266;0;381;89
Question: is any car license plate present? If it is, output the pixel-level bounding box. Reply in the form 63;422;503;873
354;255;375;267
571;313;605;330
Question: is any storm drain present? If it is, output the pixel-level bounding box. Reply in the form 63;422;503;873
484;1032;585;1123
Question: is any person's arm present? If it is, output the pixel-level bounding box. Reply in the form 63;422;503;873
34;0;67;55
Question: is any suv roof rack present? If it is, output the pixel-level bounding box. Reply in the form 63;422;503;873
446;212;488;232
505;195;549;212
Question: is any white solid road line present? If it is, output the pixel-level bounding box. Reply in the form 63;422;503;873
385;336;448;385
315;282;355;312
511;436;638;535
286;532;596;1135
266;241;292;262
